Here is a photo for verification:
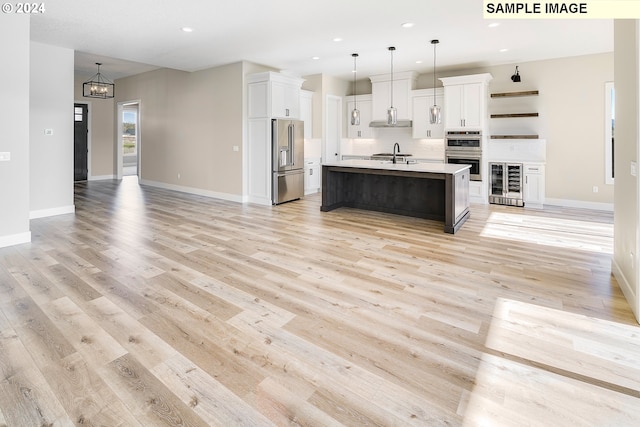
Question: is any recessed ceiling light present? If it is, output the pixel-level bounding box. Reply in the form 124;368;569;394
312;56;320;60
499;48;509;53
401;22;415;28
488;23;500;28
415;60;423;64
333;37;343;42
182;27;193;32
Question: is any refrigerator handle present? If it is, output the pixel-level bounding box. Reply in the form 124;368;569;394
288;123;294;166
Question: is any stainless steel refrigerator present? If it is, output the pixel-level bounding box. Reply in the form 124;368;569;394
272;118;304;205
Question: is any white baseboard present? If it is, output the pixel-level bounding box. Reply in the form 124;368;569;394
0;231;31;248
89;175;116;181
612;258;639;323
30;205;75;219
139;179;245;204
544;198;614;211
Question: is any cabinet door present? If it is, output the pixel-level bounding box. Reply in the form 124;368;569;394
347;99;373;139
412;94;444;139
462;83;483;128
524;165;545;207
272;82;300;118
371;81;391;121
444;85;464;128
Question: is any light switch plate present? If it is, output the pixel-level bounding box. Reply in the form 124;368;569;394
631;161;637;177
0;152;10;161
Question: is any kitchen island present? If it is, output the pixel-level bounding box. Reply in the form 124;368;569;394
321;160;471;233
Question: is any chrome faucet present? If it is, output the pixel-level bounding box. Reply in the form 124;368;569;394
392;143;401;164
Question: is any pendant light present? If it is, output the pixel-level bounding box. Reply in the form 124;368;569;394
429;40;442;124
387;46;397;126
83;63;115;99
351;53;360;126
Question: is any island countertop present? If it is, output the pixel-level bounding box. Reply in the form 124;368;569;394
322;159;470;175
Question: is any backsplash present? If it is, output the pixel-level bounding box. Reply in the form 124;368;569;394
341;127;444;159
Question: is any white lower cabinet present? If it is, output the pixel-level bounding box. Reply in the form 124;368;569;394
523;163;545;208
469;181;484;204
304;158;321;195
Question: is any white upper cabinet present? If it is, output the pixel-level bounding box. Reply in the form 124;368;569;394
248;72;304;119
440;74;492;130
370;71;417;122
412;88;444;139
300;90;313;139
346;94;373;139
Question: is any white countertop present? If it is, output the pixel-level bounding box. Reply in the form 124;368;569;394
323;159;470;175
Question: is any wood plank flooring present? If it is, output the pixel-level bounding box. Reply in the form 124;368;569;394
0;176;638;426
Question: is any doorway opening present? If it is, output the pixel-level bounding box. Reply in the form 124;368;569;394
74;103;89;181
122;103;139;177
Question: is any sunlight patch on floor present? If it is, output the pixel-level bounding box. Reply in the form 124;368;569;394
459;298;640;426
480;211;613;254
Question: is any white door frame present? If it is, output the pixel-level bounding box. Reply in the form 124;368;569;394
116;100;141;180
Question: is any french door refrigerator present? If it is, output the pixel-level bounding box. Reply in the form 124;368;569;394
272;118;304;205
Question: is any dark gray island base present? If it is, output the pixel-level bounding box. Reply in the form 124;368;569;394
321;160;471;233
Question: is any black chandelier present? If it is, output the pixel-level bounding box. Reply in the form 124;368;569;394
83;63;115;99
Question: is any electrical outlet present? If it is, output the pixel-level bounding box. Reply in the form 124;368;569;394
592;186;598;193
233;145;239;152
0;152;10;161
44;129;54;136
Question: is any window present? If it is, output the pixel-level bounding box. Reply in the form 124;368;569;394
74;106;83;122
605;82;614;185
123;109;137;155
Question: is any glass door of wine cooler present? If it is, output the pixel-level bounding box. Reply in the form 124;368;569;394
490;163;504;197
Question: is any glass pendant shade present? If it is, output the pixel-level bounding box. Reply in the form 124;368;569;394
351;108;360;126
429;104;441;124
387;107;397;125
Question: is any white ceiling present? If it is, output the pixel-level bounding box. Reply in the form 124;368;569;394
30;0;613;82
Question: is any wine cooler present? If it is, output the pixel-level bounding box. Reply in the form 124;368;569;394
489;162;524;207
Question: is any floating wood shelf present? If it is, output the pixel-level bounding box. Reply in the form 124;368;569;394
491;135;539;139
491;113;539;118
491;90;539;98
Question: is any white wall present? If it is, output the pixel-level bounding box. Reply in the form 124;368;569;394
613;20;639;322
114;63;246;200
0;15;31;248
30;42;75;218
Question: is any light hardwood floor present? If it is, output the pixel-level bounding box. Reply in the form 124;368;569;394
0;177;638;426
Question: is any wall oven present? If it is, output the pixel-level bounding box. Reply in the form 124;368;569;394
446;152;482;181
445;130;482;152
445;131;482;181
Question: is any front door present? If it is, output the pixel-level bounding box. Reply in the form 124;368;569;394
74;103;88;181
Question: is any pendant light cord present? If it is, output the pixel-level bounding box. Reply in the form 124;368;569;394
432;40;439;105
353;53;358;110
389;47;394;108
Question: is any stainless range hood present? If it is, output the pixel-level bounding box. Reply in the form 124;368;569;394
369;119;412;128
